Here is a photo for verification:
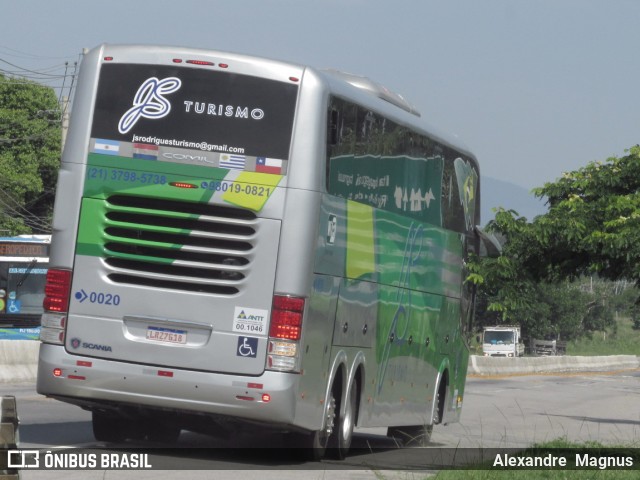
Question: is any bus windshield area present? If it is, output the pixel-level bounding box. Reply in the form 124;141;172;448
484;331;515;345
90;63;298;172
1;262;48;315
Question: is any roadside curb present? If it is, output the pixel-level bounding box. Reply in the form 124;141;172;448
468;354;640;376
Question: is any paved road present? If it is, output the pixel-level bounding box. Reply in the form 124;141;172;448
442;369;640;448
3;369;638;478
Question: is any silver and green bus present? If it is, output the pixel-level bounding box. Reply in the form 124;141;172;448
37;44;481;459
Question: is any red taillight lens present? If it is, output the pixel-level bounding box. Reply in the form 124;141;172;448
186;59;215;66
169;181;199;189
273;295;305;312
269;295;305;341
43;269;72;312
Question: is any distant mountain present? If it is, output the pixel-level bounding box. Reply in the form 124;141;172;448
480;176;547;225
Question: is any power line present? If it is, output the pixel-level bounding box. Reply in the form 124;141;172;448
0;45;75;61
0;70;69;80
0;49;81;105
0;57;68;78
0;47;70;234
0;80;75;90
0;194;51;232
0;185;53;230
1;186;52;223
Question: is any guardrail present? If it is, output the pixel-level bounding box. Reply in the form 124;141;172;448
0;395;20;478
468;354;640;376
0;341;39;384
0;339;637;380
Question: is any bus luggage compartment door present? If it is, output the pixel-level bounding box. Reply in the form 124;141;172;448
332;278;376;349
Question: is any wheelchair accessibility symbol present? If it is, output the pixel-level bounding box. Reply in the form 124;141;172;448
7;299;21;313
237;336;258;358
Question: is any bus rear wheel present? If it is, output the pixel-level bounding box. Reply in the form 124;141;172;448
92;411;127;443
142;420;181;443
285;394;336;461
328;380;358;459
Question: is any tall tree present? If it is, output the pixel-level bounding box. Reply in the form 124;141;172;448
470;147;640;338
496;146;640;284
0;74;61;234
532;146;640;283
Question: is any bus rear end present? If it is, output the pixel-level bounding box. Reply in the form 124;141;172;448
37;45;310;438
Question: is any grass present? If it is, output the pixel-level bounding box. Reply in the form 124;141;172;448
566;317;640;356
434;469;637;479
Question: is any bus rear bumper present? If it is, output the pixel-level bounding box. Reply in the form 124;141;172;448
36;343;299;427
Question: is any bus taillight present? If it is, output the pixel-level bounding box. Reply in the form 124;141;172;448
44;269;72;312
269;295;304;340
267;295;305;372
41;269;72;346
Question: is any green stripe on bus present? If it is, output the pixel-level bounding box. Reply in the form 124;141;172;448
85;154;222;204
75;197;184;258
345;200;376;279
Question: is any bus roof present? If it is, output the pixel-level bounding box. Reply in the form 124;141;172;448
321;69;421;117
88;43;477;170
315;67;476;162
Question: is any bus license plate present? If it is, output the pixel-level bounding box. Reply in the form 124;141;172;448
146;326;187;345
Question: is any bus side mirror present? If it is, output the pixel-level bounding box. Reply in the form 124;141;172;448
476;335;481;344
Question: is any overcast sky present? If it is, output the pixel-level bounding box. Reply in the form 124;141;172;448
2;0;639;190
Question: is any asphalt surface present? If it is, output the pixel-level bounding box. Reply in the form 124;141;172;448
2;368;638;478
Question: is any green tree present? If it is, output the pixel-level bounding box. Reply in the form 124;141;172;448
0;74;61;234
516;145;640;284
470;147;640;339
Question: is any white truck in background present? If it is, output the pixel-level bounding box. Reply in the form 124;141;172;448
482;325;525;357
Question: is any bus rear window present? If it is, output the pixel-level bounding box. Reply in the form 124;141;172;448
90;63;298;169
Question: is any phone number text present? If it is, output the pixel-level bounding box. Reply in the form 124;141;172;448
88;167;167;185
201;180;273;197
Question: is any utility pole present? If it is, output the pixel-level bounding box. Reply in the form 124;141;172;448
60;48;87;154
60;96;70;154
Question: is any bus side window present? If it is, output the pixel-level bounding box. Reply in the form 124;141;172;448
328;109;340;146
326;108;340;192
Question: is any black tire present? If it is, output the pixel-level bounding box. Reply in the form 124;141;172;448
144;421;181;443
284;393;336;461
328;380;358;459
285;428;327;461
92;411;127;443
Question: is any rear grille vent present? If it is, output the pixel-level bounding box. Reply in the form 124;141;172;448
102;195;257;295
107;195;257;220
108;274;240;295
104;227;252;251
